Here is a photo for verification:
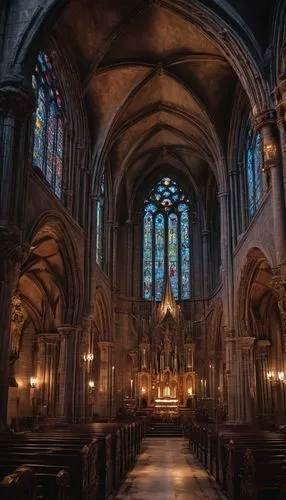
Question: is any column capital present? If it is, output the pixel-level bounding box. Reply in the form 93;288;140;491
218;191;229;199
38;332;60;345
0;228;30;267
252;108;276;131
57;325;78;337
98;341;114;348
236;336;256;349
0;74;35;119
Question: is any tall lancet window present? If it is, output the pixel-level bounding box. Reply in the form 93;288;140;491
32;51;63;198
246;124;263;218
142;177;191;301
96;176;105;267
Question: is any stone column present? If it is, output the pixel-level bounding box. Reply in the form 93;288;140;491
0;75;35;227
0;75;34;429
255;110;286;264
98;341;114;418
76;325;90;423
202;229;209;296
225;334;238;422
229;170;237;250
275;78;286;192
126;219;133;296
57;326;78;422
36;334;60;417
236;337;255;424
218;192;233;326
255;340;272;424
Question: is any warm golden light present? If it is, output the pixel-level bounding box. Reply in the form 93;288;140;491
187;387;193;396
83;353;94;362
141;387;146;394
278;371;285;382
155;398;178;403
264;142;277;162
89;380;95;388
267;371;274;381
30;377;38;388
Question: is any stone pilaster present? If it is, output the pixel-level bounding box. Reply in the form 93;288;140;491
255;340;272;423
0;74;35;227
275;78;286;192
98;341;114;417
236;337;255;424
225;334;237;422
0;233;30;428
202;229;209;296
57;326;78;422
255;109;286;264
36;333;60;417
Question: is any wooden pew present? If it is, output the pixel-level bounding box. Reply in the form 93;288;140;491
0;466;37;500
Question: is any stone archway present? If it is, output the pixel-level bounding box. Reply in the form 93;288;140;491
7;216;82;426
236;248;283;426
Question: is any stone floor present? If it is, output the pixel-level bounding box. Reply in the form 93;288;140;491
115;438;227;500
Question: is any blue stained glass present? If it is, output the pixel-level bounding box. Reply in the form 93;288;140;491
32;51;63;198
180;211;190;299
145;203;156;213
33;87;46;170
178;203;188;212
46;102;56;184
96;177;105;267
55;116;63;198
143;177;191;300
254;133;262;204
143;212;153;299
155;213;165;300
246;126;262;218
168;213;178;299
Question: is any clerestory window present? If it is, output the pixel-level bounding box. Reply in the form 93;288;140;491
32;51;64;198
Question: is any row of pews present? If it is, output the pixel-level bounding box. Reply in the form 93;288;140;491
0;419;146;500
184;420;286;499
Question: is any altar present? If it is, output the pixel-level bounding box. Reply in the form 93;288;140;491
132;277;196;412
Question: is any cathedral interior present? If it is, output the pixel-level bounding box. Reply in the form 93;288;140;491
1;0;286;498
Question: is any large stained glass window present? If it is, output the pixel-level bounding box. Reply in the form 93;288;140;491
96;176;105;268
142;177;191;301
32;51;64;198
246;125;263;218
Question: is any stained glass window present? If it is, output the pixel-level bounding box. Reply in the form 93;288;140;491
246;125;263;218
32;51;64;198
155;213;165;300
96;176;105;268
142;177;191;300
180;211;190;299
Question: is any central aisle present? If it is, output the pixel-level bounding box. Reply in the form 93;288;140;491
115;438;227;500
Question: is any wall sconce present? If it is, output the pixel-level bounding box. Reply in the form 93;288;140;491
187;387;193;396
267;371;285;383
83;353;94;362
30;377;38;388
264;142;277;162
266;371;274;381
88;380;95;390
141;387;146;394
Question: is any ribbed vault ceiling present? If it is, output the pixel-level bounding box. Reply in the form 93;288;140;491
57;0;259;200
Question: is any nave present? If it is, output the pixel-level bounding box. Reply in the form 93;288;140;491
115;438;226;500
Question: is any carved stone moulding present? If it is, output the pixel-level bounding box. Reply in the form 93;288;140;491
0;74;35;119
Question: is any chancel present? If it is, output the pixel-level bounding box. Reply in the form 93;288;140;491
1;0;286;499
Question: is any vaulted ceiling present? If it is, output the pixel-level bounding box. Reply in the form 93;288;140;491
55;0;272;207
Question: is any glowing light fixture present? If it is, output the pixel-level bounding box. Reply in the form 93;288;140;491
83;353;94;362
30;377;38;388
